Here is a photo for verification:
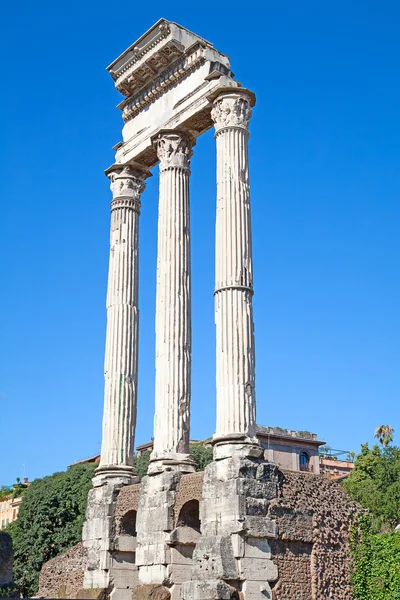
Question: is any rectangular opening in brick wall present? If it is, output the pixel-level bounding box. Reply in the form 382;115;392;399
270;540;313;600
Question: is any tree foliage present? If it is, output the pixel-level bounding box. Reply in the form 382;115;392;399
7;463;96;597
351;515;400;600
189;444;213;470
374;425;395;448
343;443;400;532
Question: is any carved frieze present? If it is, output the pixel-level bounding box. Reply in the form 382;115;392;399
211;92;252;133
115;41;184;97
122;45;206;123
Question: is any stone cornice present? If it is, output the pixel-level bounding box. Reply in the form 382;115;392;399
121;44;206;123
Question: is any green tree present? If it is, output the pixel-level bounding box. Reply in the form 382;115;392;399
133;451;150;478
189;444;213;470
343;443;400;532
7;463;96;597
375;425;395;448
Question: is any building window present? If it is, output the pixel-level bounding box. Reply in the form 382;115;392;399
299;452;310;472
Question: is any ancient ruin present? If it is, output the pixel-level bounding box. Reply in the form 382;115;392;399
38;19;361;600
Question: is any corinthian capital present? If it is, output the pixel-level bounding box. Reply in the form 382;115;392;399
108;165;147;211
211;91;253;133
154;131;194;171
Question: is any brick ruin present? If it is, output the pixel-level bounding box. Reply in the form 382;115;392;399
39;470;360;600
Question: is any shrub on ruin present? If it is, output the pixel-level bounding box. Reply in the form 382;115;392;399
189;443;213;471
351;515;400;599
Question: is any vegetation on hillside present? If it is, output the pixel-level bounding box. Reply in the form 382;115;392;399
344;426;400;599
7;463;96;597
350;515;400;600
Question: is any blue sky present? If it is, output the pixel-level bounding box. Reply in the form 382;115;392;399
1;1;399;484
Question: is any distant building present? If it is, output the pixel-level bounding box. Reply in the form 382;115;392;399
0;479;30;529
75;429;358;480
318;448;355;481
255;425;325;474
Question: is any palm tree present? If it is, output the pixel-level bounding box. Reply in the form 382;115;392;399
374;425;394;448
346;451;356;462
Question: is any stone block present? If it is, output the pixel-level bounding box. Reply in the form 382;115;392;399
76;586;109;599
139;565;168;585
83;516;113;541
245;498;268;516
240;558;278;582
242;580;272;600
111;567;139;588
136;543;170;567
242;480;277;501
170;526;200;545
83;569;109;589
170;545;194;565
112;553;136;570
244;538;271;559
115;535;138;553
182;580;232;600
200;495;245;524
111;589;133;600
192;536;238;580
166;563;193;584
244;517;277;538
131;583;171;600
170;584;182;600
230;534;245;558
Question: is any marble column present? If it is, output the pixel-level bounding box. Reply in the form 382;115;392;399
211;90;258;450
149;131;196;473
96;164;147;482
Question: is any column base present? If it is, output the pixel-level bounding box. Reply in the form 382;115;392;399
93;464;139;487
212;433;262;460
148;452;196;474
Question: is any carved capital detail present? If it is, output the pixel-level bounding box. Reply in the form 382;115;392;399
154;132;194;171
211;92;252;133
108;165;147;212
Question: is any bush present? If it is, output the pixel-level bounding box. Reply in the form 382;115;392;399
351;515;400;599
7;462;96;597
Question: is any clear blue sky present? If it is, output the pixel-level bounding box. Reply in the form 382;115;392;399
1;1;399;484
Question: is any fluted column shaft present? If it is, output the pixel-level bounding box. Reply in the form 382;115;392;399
150;131;195;473
211;91;257;442
98;165;147;477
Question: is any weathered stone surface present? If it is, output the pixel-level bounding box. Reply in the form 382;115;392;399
38;542;87;599
170;526;200;546
240;558;278;582
243;517;277;538
192;536;238;580
76;588;108;599
269;506;313;543
115;535;138;553
244;538;271;559
131;584;171;600
182;580;232;600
